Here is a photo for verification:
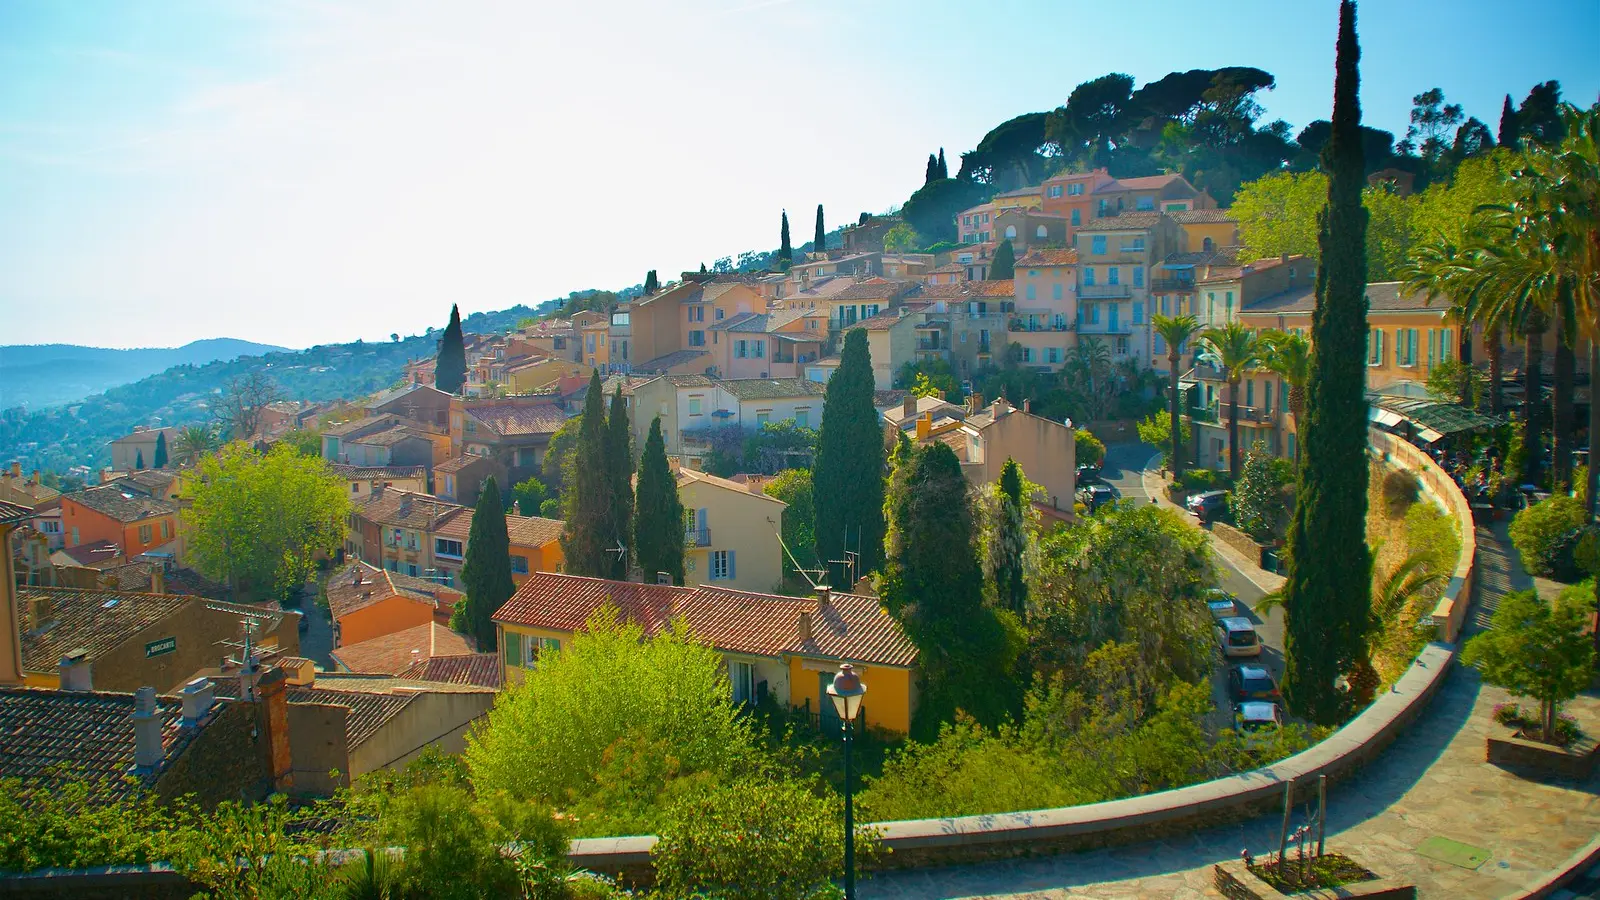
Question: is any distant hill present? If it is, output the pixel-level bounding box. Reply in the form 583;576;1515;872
0;338;291;409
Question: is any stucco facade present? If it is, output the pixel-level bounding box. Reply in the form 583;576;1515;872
677;468;787;593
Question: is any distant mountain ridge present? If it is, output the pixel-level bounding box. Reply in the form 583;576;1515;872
0;338;291;408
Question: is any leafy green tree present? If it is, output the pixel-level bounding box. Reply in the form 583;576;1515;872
152;432;168;469
560;373;616;576
990;458;1030;617
813;204;826;252
186;443;349;601
452;476;512;651
435;304;467;395
1509;494;1588;577
173;425;220;465
989;239;1015;280
539;497;561;518
507;476;547;517
277;427;321;458
895;358;963;402
1259;329;1312;458
541;413;583;497
1197;320;1264;480
964;112;1053;188
1074;429;1106;467
812;328;886;582
633;417;685;586
900;178;984;245
1136;411;1191;470
779;209;793;264
884;221;919;253
1229;443;1286;542
764;468;815;580
1463;589;1595;742
1231;171;1414;281
606;385;634;579
1517;80;1565;146
1282;1;1374;726
1045;73;1137;169
1152;314;1201;475
881;441;1021;735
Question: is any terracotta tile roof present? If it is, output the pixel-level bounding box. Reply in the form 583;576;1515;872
286;686;418;749
19;586;193;673
349;426;429;447
331;621;474;675
323;414;400;438
433;455;497;476
0;475;58;507
1097;174;1185;192
508;514;564;547
325;562;436;621
366;383;452;409
969;280;1015;298
1015;248;1079;267
329;464;427;480
395;653;503;688
352;490;464;530
828;279;916;302
465;403;567;437
495;573;917;668
660;374;718;387
1075;212;1164;232
717;378;827;400
115;470;177;497
928;263;966;274
1240;281;1443;316
0;686;197;803
99;563;228;599
109;427;179;447
676;467;787;505
64;485;176;523
635;349;711;373
56;539;124;568
708;311;769;333
856;310;912;331
1168;208;1236;225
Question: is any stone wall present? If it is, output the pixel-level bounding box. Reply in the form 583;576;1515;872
1211;521;1264;565
1367;430;1477;642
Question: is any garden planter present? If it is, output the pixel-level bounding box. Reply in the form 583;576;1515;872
1214;857;1416;899
1487;733;1599;779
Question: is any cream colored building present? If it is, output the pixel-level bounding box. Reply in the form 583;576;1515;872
918;397;1077;516
676;467;786;593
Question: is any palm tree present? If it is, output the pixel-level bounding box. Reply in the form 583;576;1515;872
1198;321;1264;480
1152;314;1201;476
1069;337;1114;420
1398;237;1486;408
1259;330;1312;462
173;425;219;465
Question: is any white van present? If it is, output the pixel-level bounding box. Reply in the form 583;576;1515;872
1216;616;1262;658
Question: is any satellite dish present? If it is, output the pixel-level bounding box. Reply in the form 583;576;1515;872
607;540;627;559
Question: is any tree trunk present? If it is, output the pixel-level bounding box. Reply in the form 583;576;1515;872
1290;388;1305;464
1554;330;1575;491
1169;351;1184;476
1460;320;1475;408
1487;326;1504;415
1524;319;1546;484
1543;697;1557;744
1229;378;1241;480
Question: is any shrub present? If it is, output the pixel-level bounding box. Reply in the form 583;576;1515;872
1135;413;1190;470
1229;444;1286;542
1177;468;1229;493
1403;501;1461;577
1462;588;1595;744
1075;429;1107;467
1381;470;1419;517
1509;495;1588;578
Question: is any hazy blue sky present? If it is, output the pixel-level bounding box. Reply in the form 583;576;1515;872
2;0;1596;349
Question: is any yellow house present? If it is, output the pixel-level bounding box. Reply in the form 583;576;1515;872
493;572;919;733
675;467;786;593
506;356;586;394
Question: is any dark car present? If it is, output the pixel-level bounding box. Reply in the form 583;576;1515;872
1078;483;1115;512
1205;588;1239;619
1228;664;1280;702
1185;489;1229;523
1076;464;1103;485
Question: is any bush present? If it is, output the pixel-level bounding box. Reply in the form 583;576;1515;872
1229;445;1286;542
1075;429;1106;467
1135;413;1190;470
1177;468;1229;493
1463;588;1595;745
1381;470;1419;517
1403;501;1461;578
1509;495;1588;578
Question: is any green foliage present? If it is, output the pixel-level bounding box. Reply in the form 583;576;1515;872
814;204;826;252
278;427;322;458
508;476;549;517
436;305;467;395
1074;429;1106;467
453;476;512;651
539;497;561;518
882;221;919;254
1137;412;1191;470
1229;444;1286;542
0;776;198;872
900;178;984;245
1509;494;1588;578
1198;321;1265;480
1424;358;1485;407
175;795;338;900
1381;469;1420;517
989;239;1015;280
652;776;865;900
465;609;758;834
779;209;793;263
153;431;168;468
813;329;887;581
1231;170;1416;281
894;357;964;402
542;414;583;497
634;417;686;586
764;468;816;579
605;386;634;580
742;418;819;475
186;443;349;600
560;374;618;577
134;448;144;470
987;458;1032;617
1463;589;1596;743
881;442;1023;735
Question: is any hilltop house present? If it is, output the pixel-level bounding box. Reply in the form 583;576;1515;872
674;467;786;593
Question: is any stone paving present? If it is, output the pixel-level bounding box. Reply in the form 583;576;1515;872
861;477;1600;900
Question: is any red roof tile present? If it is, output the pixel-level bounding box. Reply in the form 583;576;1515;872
331;621;474;674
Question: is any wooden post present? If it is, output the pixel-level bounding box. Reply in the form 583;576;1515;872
1277;779;1294;866
1317;774;1328;857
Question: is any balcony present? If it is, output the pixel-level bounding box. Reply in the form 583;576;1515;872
1189;403;1277;426
1079;283;1133;300
686;527;712;547
1008;319;1073;333
916;338;945;351
1150;278;1195;293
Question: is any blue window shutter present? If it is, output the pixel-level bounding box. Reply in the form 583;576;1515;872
728;551;736;580
698;508;708;531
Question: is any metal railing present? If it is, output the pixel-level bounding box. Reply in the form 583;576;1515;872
1079;283;1133;299
1008;319;1073;333
686;527;711;547
1150;278;1194;293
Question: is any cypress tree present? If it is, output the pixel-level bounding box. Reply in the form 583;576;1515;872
989;239;1016;280
780;210;793;263
700;262;707;274
605;385;635;579
925;153;939;184
1497;94;1520;148
453;475;513;651
1281;0;1372;726
993;457;1028;617
633;417;686;585
135;448;144;470
153;432;168;469
937;147;948;179
559;372;614;576
435;304;468;395
812;328;886;584
814;204;826;252
644;270;659;295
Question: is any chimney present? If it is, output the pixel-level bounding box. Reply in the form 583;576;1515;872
371;483;385;500
7;462;18;478
353;565;364;586
814;584;832;607
254;667;294;792
657;571;672;585
915;413;933;442
30;470;40;485
180;677;216;725
131;686;164;769
992;398;1011;418
149;564;165;595
901;396;916;421
797;610;814;641
1023;399;1032;414
968;392;983;416
399;494;413;518
59;648;92;691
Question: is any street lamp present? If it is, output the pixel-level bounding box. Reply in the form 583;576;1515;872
826;663;866;900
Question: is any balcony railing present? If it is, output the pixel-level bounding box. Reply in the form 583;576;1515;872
1190;403;1277;425
686;527;711;547
916;339;944;351
1008;319;1073;333
1079;283;1133;299
1150;278;1195;293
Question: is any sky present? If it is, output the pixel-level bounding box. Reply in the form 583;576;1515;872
1;0;1596;351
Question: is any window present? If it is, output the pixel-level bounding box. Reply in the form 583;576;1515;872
435;538;464;558
465;420;477;434
1068;183;1084;196
1265;380;1274;414
1136;196;1154;211
1108;267;1120;285
754;339;765;359
71;527;79;545
756;411;771;425
1036;225;1048;239
1115;336;1130;355
1025;284;1036;301
983;213;990;223
795;408;810;428
1087;303;1100;324
1366;328;1385;366
406;563;419;577
1005;225;1017;239
505;632;523;667
161;520;171;539
1207;292;1216;320
1083;267;1096;286
689;330;705;347
1438;328;1454;364
1071;209;1081;226
586;334;596;353
1047;347;1062;364
1160;296;1170;315
1048;185;1063;198
511;555;529;575
138;524;152;544
963;215;971;226
351;483;360;493
715;308;724;320
711;550;733;580
1092;236;1107;255
731;660;757;704
1246;380;1254;407
1133;266;1144;287
1021;347;1035;363
1397;328;1419;366
735;340;747;358
1133;301;1143;324
688;396;703;415
1052;283;1062;301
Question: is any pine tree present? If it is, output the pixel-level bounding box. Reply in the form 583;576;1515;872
814;204;826;253
633;417;686;585
925;153;939;184
1281;0;1373;726
153;432;168;469
605;385;635;579
560;372;615;576
452;475;512;651
780;210;793;263
989;239;1015;280
135;449;144;470
937;148;949;179
992;458;1028;617
644;270;659;295
435;304;468;395
1497;94;1520;148
812;329;886;584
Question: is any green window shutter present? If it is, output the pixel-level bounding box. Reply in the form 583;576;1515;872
505;632;523;667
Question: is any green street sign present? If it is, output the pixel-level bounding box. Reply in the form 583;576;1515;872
145;636;177;658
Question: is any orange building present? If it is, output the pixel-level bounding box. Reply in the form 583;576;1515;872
59;484;179;557
326;561;445;648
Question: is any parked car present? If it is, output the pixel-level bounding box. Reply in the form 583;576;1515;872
1078;483;1115;511
1228;664;1280;702
1186;489;1229;523
1076;464;1103;485
1205;588;1239;619
1216;616;1262;658
1235;700;1284;731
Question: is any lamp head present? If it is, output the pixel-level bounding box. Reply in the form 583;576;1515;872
826;663;866;723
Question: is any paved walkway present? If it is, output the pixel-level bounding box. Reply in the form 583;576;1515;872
862;460;1600;900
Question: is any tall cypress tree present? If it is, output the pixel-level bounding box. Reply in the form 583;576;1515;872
1497;94;1520;149
153;432;168;469
812;329;886;584
452;475;512;651
989;239;1015;280
814;204;826;252
435;304;467;395
1282;0;1372;726
780;210;793;263
135;448;144;470
644;270;659;295
937;148;948;179
559;372;614;576
992;457;1028;617
634;417;686;585
925;153;939;184
605;385;635;579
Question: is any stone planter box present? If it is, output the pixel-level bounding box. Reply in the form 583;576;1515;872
1213;859;1416;899
1487;733;1599;780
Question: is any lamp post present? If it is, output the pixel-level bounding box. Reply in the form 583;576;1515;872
826;663;866;900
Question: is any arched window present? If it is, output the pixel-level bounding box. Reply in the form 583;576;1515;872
1005;225;1018;239
1036;225;1048;238
1203;237;1214;252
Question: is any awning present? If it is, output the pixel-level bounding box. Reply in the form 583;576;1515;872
1368;407;1405;428
1368;392;1500;436
1416;426;1445;444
